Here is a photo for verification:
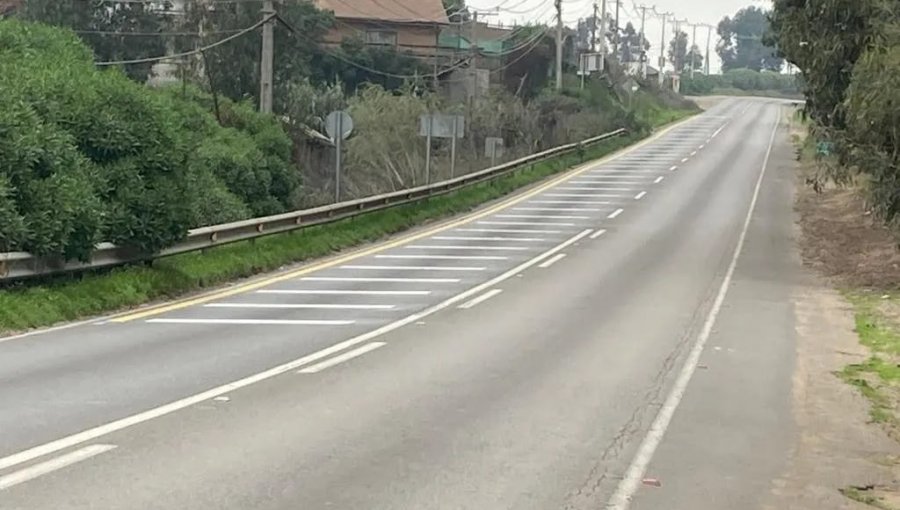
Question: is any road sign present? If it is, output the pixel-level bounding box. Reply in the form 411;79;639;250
325;110;353;142
419;114;465;139
485;137;505;167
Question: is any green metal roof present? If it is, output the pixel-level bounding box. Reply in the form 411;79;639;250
438;32;504;55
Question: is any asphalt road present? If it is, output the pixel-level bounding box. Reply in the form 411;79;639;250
0;98;798;509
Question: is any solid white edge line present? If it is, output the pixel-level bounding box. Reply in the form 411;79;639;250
608;208;624;219
458;289;503;310
297;342;387;374
538;253;567;269
0;229;593;473
634;191;647;200
606;108;780;510
589;229;608;240
0;444;117;491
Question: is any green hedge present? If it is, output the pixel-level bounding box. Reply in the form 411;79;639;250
0;19;298;259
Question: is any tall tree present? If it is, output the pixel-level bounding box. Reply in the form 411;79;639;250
668;30;688;72
770;0;879;127
618;22;649;64
685;44;703;72
717;6;782;72
501;26;554;99
21;0;173;82
443;0;468;22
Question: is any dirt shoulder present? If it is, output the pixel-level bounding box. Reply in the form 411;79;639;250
781;110;900;509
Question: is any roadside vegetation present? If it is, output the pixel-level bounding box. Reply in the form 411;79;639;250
0;132;667;334
681;70;801;98
791;99;900;507
0;1;696;333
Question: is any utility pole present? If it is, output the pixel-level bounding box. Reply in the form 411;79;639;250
705;24;712;76
673;18;687;75
658;11;668;87
470;10;478;102
555;0;563;91
591;1;599;52
469;9;499;101
600;0;608;65
690;23;697;78
638;5;648;79
612;0;620;62
259;0;275;113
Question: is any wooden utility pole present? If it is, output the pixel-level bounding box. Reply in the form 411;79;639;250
600;0;607;65
612;0;620;61
690;23;697;78
259;0;275;113
470;10;478;101
638;5;648;78
658;11;668;86
705;24;712;76
555;0;563;91
591;1;598;52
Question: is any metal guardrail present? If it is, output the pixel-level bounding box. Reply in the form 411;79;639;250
0;129;627;281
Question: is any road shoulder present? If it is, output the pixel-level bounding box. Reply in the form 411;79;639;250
769;112;900;509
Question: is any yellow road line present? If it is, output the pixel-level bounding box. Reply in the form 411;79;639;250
111;119;693;322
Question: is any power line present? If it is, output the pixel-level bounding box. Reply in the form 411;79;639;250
95;13;272;66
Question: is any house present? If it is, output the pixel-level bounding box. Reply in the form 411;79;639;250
314;0;449;64
0;0;21;16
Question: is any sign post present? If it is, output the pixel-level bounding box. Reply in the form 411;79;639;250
325;110;354;203
420;113;466;182
425;115;434;184
450;115;459;178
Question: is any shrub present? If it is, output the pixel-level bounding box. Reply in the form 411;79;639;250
0;19;299;259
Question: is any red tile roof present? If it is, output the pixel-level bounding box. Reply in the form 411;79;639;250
315;0;449;24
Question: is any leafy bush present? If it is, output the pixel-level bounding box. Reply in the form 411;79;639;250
844;40;900;222
0;19;299;258
681;69;801;96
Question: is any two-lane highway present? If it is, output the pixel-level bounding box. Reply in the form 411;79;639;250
0;98;798;509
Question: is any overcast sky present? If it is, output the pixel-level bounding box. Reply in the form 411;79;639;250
467;0;772;73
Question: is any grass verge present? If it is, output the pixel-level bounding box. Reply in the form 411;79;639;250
0;119;692;335
840;292;900;436
841;485;895;510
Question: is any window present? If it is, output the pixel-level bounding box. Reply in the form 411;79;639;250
365;30;398;47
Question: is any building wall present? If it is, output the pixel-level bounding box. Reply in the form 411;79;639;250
324;20;442;59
